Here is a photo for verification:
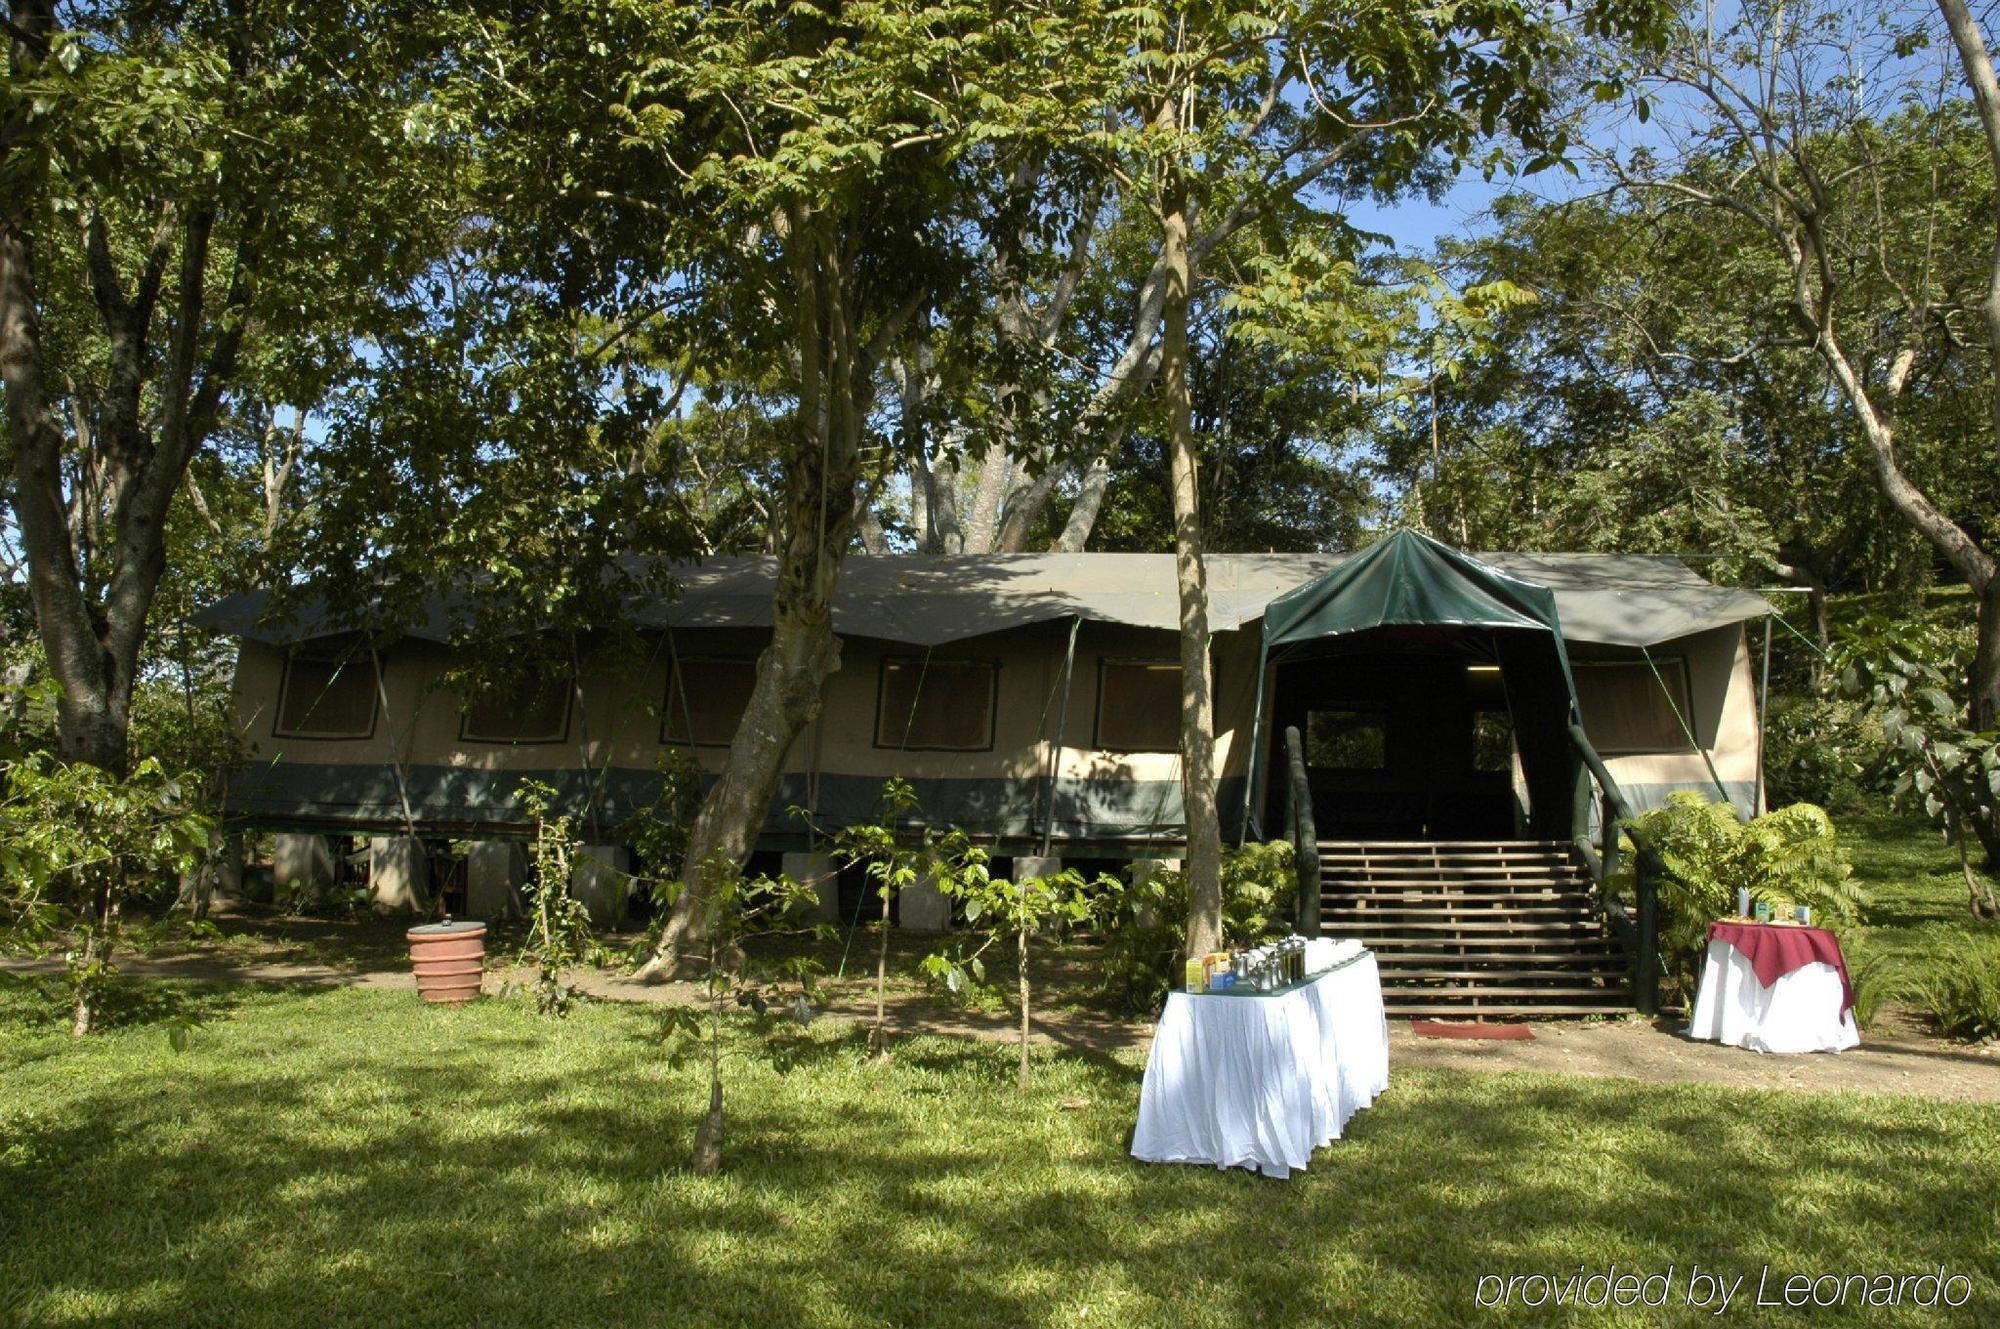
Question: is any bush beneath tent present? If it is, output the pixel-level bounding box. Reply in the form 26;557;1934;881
1096;841;1296;1012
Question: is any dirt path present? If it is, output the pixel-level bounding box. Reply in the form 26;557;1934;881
8;950;1998;1105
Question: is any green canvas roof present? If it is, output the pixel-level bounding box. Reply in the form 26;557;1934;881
196;546;1769;650
1263;529;1568;646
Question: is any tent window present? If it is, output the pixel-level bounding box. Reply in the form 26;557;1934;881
876;658;996;751
1306;709;1386;771
461;671;570;745
663;658;758;747
1575;660;1695;754
1095;660;1181;752
275;643;377;739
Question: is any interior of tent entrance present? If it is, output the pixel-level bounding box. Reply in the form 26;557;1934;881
1261;623;1581;843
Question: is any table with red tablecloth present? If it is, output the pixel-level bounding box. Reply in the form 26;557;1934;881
1687;920;1859;1054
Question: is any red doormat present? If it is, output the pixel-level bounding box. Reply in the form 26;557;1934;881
1411;1020;1535;1040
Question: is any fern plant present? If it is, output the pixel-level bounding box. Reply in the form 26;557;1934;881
1913;938;2000;1042
1619;794;1866;1003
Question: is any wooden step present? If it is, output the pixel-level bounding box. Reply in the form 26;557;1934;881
1321;918;1601;933
1320;859;1581;872
1384;956;1632;964
1318;839;1572;850
1360;940;1624;948
1328;904;1592;912
1381;967;1627;982
1307;837;1628;1018
1390;1003;1633;1018
1375;949;1625;966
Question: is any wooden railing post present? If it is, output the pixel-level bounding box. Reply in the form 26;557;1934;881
1284;725;1320;936
1634;845;1660;1018
1567;722;1658;1018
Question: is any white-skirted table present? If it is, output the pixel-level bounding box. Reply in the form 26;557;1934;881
1131;949;1389;1179
1688;921;1859;1055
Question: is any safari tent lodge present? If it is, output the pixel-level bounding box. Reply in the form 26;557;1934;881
200;532;1773;1017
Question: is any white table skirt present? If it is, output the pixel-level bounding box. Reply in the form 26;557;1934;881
1131;951;1389;1179
1687;939;1860;1054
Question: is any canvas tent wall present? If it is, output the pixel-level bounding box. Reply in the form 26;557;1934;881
199;548;1770;849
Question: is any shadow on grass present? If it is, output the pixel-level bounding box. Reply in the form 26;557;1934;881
0;972;270;1036
1;985;1994;1329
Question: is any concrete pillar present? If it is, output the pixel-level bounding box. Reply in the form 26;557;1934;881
467;840;528;921
1012;855;1063;883
273;834;335;901
214;833;245;900
571;845;632;929
1126;857;1180;927
898;872;951;931
781;851;841;924
368;835;431;914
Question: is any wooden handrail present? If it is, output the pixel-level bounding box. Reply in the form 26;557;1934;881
1567;722;1660;1017
1284;725;1321;936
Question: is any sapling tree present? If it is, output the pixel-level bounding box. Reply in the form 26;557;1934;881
0;754;212;1033
924;865;1102;1090
1836;618;2000;918
656;853;828;1176
823;778;989;1056
516;781;598;1018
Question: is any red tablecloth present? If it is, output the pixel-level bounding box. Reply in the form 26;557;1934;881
1707;921;1854;1013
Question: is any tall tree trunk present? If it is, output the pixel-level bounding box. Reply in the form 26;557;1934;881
1016;911;1031;1089
1161;167;1223;962
645;211;917;973
4;0;249;777
1940;0;2000;739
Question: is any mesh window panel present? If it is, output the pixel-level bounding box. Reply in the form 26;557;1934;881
663;659;759;746
1095;661;1181;751
876;659;995;750
1306;708;1387;770
1574;661;1694;754
1471;709;1515;773
277;654;377;738
462;673;570;743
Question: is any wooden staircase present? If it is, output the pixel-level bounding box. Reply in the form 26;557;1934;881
1315;840;1632;1018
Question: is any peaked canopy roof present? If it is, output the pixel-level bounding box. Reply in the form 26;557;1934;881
196;546;1769;651
1263;529;1567;646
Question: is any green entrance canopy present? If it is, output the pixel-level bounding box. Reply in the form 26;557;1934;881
1243;529;1584;840
1266;528;1570;649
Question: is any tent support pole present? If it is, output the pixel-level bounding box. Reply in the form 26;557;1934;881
1236;639;1271;846
1039;617;1081;858
1754;617;1772;815
368;642;419;840
1640;645;1734;811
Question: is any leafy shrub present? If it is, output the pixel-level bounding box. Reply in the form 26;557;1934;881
0;755;214;1034
1837;934;1902;1032
1835;615;1999;918
1912;937;2000;1042
1097;841;1295;1012
516;780;597;1017
1762;695;1878;812
1619;794;1865;1003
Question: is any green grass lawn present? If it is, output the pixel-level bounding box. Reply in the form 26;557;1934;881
2;975;1994;1329
1844;812;1997;968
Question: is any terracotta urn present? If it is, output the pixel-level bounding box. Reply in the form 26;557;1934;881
406;919;487;1004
